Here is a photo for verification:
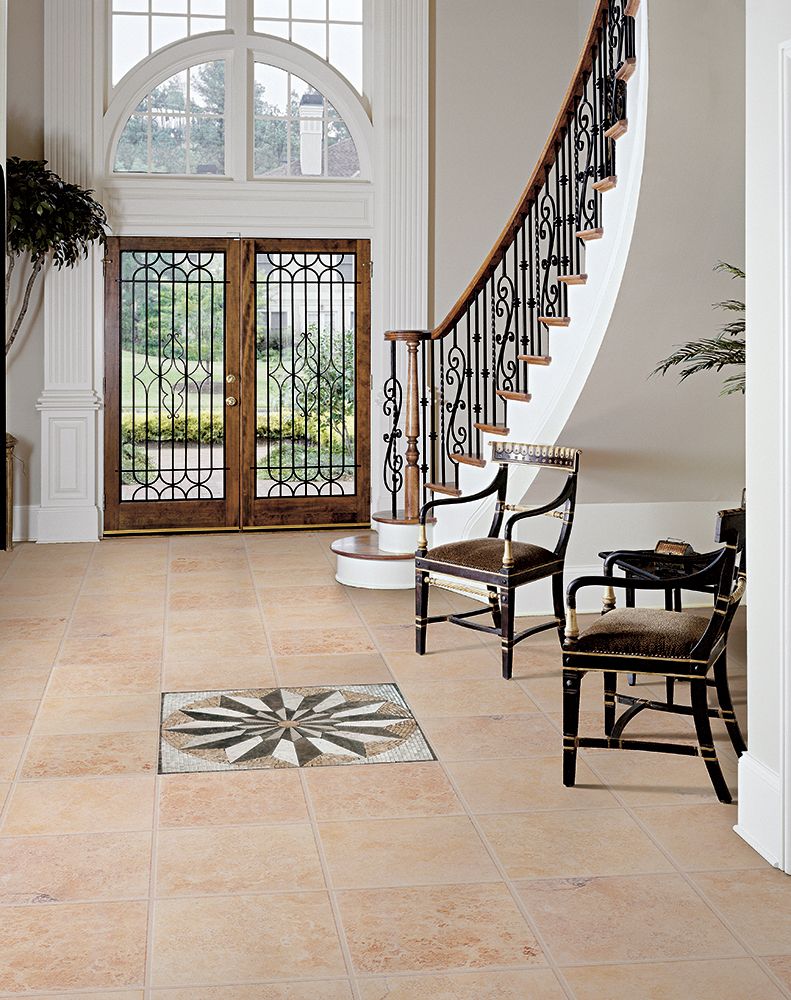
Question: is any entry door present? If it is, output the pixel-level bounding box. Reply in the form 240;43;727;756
103;236;370;533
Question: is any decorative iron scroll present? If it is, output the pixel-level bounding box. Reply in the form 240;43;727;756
254;251;357;498
119;250;226;502
382;0;635;514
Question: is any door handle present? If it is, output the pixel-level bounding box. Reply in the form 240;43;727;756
225;396;238;407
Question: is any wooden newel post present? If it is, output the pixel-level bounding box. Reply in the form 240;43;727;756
384;329;431;521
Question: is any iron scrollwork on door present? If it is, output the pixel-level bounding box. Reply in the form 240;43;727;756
254;251;358;498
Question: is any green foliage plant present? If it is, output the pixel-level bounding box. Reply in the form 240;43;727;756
5;156;108;355
652;262;745;396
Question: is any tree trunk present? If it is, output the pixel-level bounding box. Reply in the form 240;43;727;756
5;251;15;306
5;257;44;356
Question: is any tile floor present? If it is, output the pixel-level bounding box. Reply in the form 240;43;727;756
0;531;788;1000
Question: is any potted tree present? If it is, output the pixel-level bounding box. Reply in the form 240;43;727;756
4;156;108;546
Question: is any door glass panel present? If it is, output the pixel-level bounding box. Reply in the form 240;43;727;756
254;251;356;498
119;249;226;501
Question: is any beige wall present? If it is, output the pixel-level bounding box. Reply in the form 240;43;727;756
430;0;583;326
6;0;45;517
558;0;745;505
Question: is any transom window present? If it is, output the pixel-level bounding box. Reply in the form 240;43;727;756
253;0;362;93
111;0;226;85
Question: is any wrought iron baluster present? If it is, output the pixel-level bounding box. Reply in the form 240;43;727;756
382;339;404;518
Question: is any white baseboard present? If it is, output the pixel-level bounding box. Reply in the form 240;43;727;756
735;752;784;869
35;505;101;544
12;505;40;542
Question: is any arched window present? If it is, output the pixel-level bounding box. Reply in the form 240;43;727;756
114;60;226;174
111;1;226;85
253;64;359;177
112;57;361;179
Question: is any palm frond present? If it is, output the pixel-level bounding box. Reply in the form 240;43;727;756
714;298;746;313
721;372;746;395
714;261;746;281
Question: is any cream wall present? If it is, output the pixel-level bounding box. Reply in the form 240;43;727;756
430;0;584;326
558;0;745;510
6;0;44;533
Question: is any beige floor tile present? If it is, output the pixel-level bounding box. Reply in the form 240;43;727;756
0;831;152;904
767;956;791;990
481;808;673;879
33;693;162;734
74;589;168;615
67;611;165;640
447;757;616;813
166;629;269;661
633;803;769;871
398;679;539;719
371;622;488;654
167;587;260;612
2;775;156;836
339;882;546;974
0;782;10;810
0;614;69;642
0;594;78;619
18;993;144;1000
159;769;309;827
357;970;567;1000
47;659;162;696
275;652;393;686
304;761;462;820
0;736;27;780
156;823;325;896
0;900;148;992
517;874;745;965
268;625;376;656
0;663;52;700
564;958;788;1000
254;568;337;589
319;815;498;888
167;608;264;632
4;700;41;736
691;869;791;955
163;657;276;691
422;714;559;759
57;633;163;666
583;747;737;805
152;892;346;986
151;985;353;1000
20;731;159;778
0;636;63;668
385;648;512;682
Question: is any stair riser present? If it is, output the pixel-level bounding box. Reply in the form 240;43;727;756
377;520;426;553
335;553;415;590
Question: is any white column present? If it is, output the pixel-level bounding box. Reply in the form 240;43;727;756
371;0;429;513
38;0;102;543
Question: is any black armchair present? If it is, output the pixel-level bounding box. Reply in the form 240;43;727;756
561;506;746;803
414;442;580;680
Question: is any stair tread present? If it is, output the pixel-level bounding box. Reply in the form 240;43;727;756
625;0;640;14
576;227;604;241
331;535;413;561
496;390;532;402
427;482;462;497
592;175;617;192
558;274;587;285
474;422;510;436
616;56;636;81
372;509;436;526
537;315;570;327
518;354;552;365
450;453;487;469
604;118;628;140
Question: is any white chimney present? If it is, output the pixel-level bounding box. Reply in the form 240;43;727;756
298;92;323;176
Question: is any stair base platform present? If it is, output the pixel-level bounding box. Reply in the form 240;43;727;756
332;534;415;589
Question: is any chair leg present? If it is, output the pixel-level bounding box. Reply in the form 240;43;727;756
552;571;566;644
415;569;429;655
488;587;502;630
603;671;617;736
666;676;675;706
563;668;582;786
626;582;637;686
500;587;515;681
713;651;747;756
690;677;732;804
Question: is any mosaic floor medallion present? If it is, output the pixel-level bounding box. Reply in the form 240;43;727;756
159;684;435;773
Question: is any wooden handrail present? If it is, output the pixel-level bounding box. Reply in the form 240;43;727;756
431;0;610;341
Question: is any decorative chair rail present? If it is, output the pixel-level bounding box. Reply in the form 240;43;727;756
382;0;638;519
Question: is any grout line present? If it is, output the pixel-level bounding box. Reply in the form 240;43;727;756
142;534;172;1000
246;531;360;1000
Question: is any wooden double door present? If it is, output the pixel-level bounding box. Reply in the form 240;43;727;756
103;237;370;533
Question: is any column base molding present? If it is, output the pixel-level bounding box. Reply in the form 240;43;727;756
734;752;784;870
36;504;101;544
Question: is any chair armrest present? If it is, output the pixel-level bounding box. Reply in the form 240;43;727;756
502;481;574;541
418;475;501;526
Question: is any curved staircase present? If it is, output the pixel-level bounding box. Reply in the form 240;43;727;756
333;0;647;589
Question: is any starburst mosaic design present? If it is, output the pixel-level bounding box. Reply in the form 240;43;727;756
159;684;435;773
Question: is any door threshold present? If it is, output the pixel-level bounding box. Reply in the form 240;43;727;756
103;522;370;537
